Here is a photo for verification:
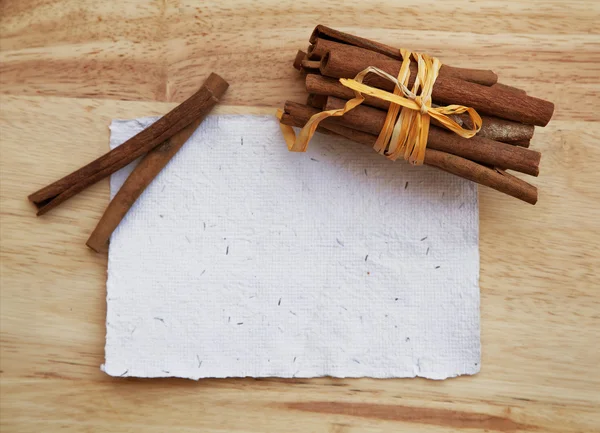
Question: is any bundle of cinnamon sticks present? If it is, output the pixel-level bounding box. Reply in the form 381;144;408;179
281;25;555;204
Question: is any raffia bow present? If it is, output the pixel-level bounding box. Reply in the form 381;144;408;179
278;49;482;165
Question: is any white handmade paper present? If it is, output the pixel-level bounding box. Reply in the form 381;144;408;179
102;115;480;380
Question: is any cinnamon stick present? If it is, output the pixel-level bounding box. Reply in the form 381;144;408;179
29;73;229;215
293;50;307;70
306;74;536;144
309;25;498;86
424;150;538;205
506;139;530;148
306;73;389;110
293;50;321;76
309;38;497;86
320;97;540;176
281;110;367;142
86;83;228;253
319;50;554;126
306;93;328;109
280;102;537;204
459;113;534;144
492;82;526;95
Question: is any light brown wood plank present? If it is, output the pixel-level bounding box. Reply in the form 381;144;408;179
2;2;599;119
1;94;599;432
1;1;600;431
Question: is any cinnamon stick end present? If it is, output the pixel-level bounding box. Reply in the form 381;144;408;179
304;73;320;91
309;25;325;44
204;73;230;98
293;50;307;70
86;237;108;254
306;44;319;60
540;101;555;127
28;190;51;208
35;200;59;216
301;59;321;70
29;195;56;215
532;152;541;177
319;51;331;74
509;139;531;148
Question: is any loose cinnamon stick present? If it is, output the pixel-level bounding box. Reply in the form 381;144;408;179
280;102;537;204
309;25;499;86
320;97;540;176
319;50;554;126
309;38;497;86
86;85;228;253
29;73;229;215
306;74;536;144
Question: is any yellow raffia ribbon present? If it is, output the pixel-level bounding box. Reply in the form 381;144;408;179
279;49;482;165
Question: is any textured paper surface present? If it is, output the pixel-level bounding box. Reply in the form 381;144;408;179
102;115;480;380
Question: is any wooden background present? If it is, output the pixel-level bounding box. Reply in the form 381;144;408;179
1;1;599;432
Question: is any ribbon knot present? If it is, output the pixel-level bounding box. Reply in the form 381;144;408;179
278;49;483;165
413;95;430;115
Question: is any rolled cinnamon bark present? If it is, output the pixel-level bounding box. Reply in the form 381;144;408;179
306;93;328;109
319;50;554;126
320;97;540;176
459;113;534;144
306;74;536;144
293;50;319;75
492;82;526;95
29;73;229;215
428;128;539;175
309;25;498;86
293;50;307;70
281;111;371;143
280;102;537;204
309;38;497;86
424;150;537;205
301;59;321;70
86;115;220;253
506;139;530;148
306;73;389;110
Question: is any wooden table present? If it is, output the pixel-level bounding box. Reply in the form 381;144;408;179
1;1;599;431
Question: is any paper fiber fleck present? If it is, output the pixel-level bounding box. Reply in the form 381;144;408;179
102;115;480;380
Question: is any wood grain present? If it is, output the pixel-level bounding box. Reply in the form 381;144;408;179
1;1;600;432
